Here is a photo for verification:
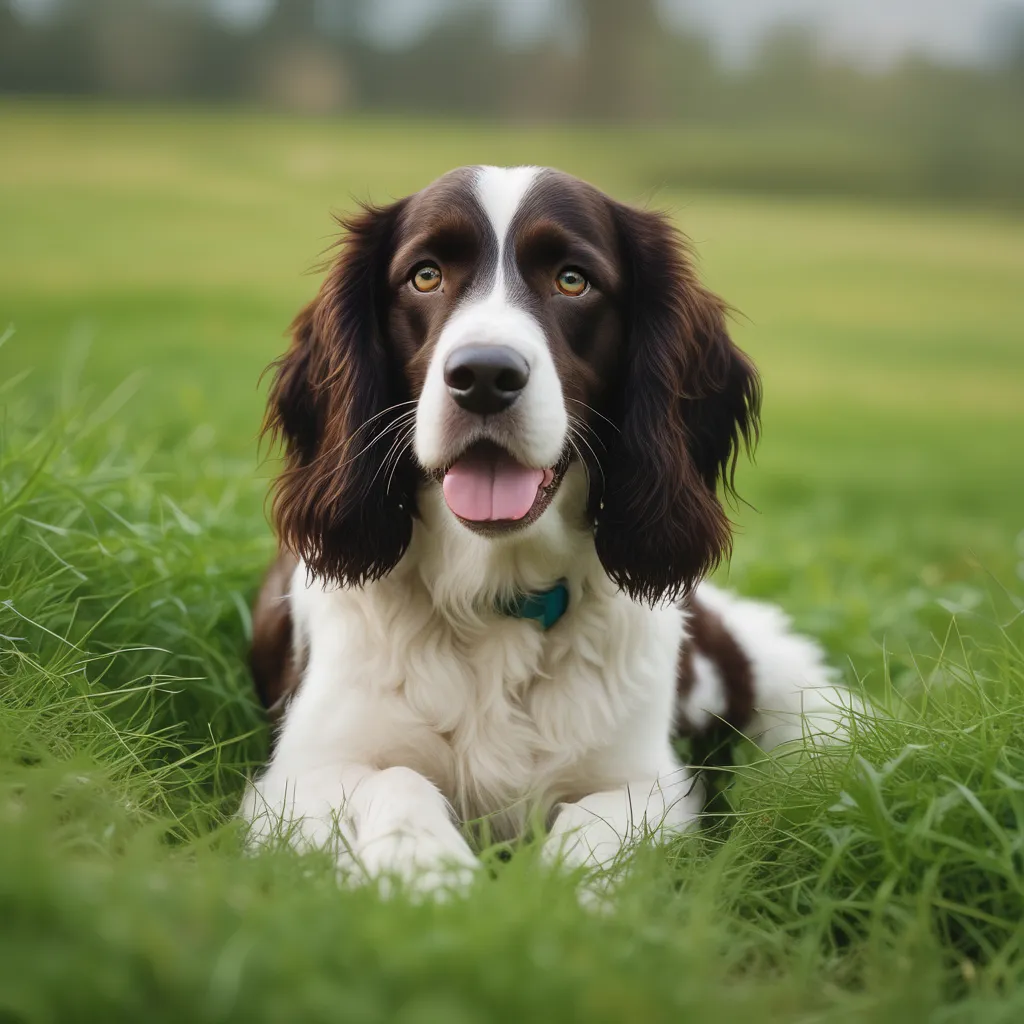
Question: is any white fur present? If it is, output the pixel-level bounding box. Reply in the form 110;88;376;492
241;470;845;895
243;463;704;888
241;169;851;897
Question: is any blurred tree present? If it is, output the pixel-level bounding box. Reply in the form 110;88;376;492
575;0;661;119
355;5;507;117
1;0;1022;205
0;0;90;94
248;0;357;112
744;22;825;121
995;7;1024;89
82;0;200;97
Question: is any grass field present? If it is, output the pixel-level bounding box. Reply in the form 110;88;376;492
1;101;1023;1023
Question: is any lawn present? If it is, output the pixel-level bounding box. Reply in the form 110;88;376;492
1;101;1023;1023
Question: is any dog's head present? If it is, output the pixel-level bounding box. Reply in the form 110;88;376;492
265;166;759;604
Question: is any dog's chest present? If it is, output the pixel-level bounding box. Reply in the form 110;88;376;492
296;581;678;834
394;622;584;819
382;604;664;829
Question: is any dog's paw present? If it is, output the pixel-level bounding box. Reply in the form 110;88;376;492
345;830;480;900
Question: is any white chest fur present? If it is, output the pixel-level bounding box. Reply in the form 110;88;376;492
270;555;684;838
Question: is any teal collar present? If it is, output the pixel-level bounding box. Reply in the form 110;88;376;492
500;580;569;630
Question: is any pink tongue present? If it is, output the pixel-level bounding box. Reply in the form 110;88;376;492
443;450;546;522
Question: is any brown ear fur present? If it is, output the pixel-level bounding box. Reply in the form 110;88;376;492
593;204;761;605
264;200;417;586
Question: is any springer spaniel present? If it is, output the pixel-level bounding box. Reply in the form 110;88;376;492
241;166;849;894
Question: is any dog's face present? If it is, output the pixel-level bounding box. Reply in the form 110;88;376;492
399;167;624;534
267;166;759;603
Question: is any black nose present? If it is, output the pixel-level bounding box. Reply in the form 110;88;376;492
443;345;530;415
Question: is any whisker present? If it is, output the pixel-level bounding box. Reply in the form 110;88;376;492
565;435;592;497
288;404;417;471
565;398;620;435
369;420;417;493
348;400;418;440
385;426;418;496
568;420;605;494
323;410;417;471
568;413;607;452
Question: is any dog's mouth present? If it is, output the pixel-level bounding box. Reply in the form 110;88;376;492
438;440;567;535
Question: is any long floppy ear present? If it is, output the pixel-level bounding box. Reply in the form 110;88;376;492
593;203;761;605
263;199;416;586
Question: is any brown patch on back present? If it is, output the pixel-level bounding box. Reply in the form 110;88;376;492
249;550;304;723
676;594;755;735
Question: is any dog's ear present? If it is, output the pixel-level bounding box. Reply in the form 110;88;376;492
264;199;416;586
593;203;761;605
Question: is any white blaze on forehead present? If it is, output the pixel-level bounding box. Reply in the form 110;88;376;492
474;165;541;294
414;164;567;472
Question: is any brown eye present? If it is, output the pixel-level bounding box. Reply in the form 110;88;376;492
556;268;588;297
412;263;442;293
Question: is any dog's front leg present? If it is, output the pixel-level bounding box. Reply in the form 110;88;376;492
241;763;479;897
542;767;702;883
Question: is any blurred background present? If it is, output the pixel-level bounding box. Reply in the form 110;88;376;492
3;0;1024;204
1;0;1022;673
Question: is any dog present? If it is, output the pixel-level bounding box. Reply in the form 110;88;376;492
240;165;850;894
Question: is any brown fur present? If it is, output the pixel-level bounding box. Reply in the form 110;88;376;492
264;199;420;586
249;550;302;719
592;200;760;605
677;594;755;733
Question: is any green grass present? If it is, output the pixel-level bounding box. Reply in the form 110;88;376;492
2;101;1024;1023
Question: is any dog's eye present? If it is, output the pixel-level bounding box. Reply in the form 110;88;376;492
411;263;442;293
556;268;589;297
